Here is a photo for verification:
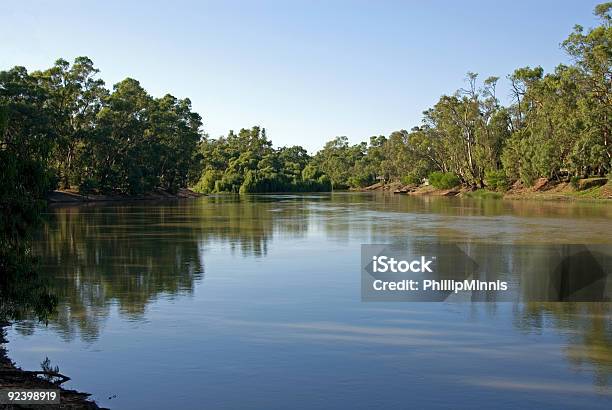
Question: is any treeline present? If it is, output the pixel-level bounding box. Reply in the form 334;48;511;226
311;4;611;190
1;58;202;196
193;127;330;193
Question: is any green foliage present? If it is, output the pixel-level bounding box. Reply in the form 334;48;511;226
310;136;366;189
347;174;374;189
192;127;331;193
428;171;460;189
500;5;611;184
193;170;220;194
1;58;203;196
90;78;202;194
0;58;206;321
484;169;509;191
401;173;421;185
301;163;320;181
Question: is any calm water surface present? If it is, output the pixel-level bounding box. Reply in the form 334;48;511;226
6;193;612;409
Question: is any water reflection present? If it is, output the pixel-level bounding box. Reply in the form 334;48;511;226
24;204;205;341
8;193;611;399
514;303;612;390
196;195;311;256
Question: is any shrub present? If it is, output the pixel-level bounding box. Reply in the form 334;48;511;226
401;173;421;185
428;171;460;189
192;170;220;193
301;164;320;181
239;170;257;193
347;174;374;188
484;170;508;191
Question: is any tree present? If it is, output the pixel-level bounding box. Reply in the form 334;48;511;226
0;68;57;321
32;57;107;189
562;2;611;175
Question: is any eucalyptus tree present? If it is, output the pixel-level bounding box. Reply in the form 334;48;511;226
31;57;107;189
563;2;611;176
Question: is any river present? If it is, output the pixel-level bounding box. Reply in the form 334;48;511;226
5;193;612;409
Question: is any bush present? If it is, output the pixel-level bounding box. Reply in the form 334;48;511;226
301;164;320;181
192;170;220;193
484;170;508;191
239;170;257;193
401;173;421;185
347;174;374;188
428;171;460;189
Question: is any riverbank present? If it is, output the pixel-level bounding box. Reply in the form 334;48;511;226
0;324;104;409
501;178;612;201
357;178;612;201
47;188;201;203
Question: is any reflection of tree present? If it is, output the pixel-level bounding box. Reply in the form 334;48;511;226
22;204;206;341
17;196;316;341
195;195;310;257
514;303;612;389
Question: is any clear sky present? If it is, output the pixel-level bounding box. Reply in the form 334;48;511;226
0;0;603;152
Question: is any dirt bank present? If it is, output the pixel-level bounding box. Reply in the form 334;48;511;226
503;178;612;201
358;178;612;201
356;182;467;197
1;324;105;409
47;188;201;203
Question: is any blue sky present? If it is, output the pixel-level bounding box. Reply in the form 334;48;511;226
0;0;603;152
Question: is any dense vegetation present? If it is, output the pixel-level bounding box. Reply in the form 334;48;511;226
193;127;330;193
1;58;203;195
